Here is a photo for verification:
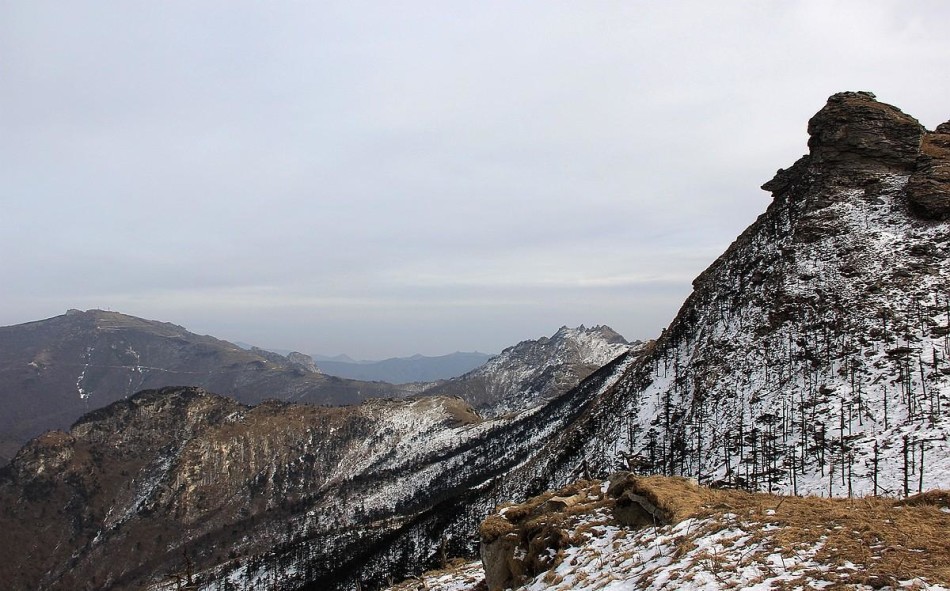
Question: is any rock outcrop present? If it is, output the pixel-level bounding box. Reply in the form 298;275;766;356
286;351;321;373
478;474;711;591
907;120;950;219
479;480;604;591
806;91;924;173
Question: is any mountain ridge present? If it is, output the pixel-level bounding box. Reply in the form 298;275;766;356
0;308;418;464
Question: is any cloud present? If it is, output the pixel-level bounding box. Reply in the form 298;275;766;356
2;1;950;357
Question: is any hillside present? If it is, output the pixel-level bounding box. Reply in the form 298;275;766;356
0;350;634;591
0;387;485;590
0;309;414;464
387;475;950;591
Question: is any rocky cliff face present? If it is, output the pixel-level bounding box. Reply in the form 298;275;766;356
0;309;415;464
422;325;633;417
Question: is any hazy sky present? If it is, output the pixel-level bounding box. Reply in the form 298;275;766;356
3;2;950;359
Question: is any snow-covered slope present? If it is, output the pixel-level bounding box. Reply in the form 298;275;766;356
0;387;503;590
0;368;633;591
547;92;950;497
0;326;633;591
422;325;633;416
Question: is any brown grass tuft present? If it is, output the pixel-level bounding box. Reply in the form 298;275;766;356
624;475;721;522
479;514;516;542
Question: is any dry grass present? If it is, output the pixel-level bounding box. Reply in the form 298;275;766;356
428;476;950;591
479;514;516;542
485;479;608;538
605;475;950;587
623;477;950;587
384;558;484;591
621;475;714;522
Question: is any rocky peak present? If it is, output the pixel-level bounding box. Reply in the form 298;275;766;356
572;91;950;498
552;324;628;346
806;91;924;172
421;325;632;417
286;351;320;373
766;91;950;221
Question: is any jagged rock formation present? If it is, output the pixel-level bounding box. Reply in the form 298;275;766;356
908;121;950;219
0;309;414;465
421;325;633;417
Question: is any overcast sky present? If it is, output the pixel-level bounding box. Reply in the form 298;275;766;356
2;2;950;359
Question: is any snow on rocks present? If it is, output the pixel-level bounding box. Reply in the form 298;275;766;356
386;474;950;591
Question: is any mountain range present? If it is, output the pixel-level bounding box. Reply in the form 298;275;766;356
0;310;628;469
1;91;948;590
0;309;421;465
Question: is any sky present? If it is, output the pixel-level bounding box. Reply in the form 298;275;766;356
2;1;950;359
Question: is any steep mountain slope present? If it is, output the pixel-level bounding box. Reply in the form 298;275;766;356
315;351;493;384
0;378;625;591
535;92;950;497
0;309;414;463
422;325;633;416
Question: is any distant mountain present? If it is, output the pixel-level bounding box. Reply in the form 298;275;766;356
422;325;634;416
0;309;414;464
315;351;493;383
311;352;359;363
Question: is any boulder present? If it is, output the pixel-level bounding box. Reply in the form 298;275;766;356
806;91;924;173
478;481;600;591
